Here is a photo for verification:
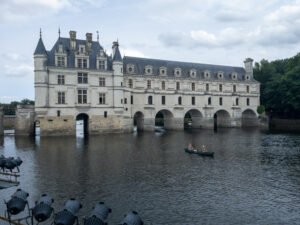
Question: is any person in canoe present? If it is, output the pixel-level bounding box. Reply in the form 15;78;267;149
188;143;197;152
201;145;207;152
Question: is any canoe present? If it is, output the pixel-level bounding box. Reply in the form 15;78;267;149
184;148;214;157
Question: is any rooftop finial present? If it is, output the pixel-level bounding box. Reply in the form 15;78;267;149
58;27;61;38
97;30;99;42
40;28;42;38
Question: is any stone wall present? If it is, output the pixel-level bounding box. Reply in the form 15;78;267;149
3;115;16;129
269;119;300;132
15;105;35;136
39;116;75;136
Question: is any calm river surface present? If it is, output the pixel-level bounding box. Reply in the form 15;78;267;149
1;129;300;225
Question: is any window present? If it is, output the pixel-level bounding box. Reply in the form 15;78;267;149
233;85;236;93
160;67;167;76
104;111;107;118
204;71;210;78
162;96;165;105
99;77;105;87
247;98;250;106
99;93;106;104
192;96;195;105
78;89;87;104
128;79;133;88
58;75;65;85
246;85;250;93
236;98;239;106
131;95;133;105
208;97;211;105
145;66;152;75
219;84;222;92
219;97;223;106
124;98;127;104
148;96;153;105
176;82;180;90
174;68;181;77
147;80;151;89
162;81;165;90
190;70;196;78
206;84;209;91
57;110;61;117
178;96;182;105
78;73;88;84
99;60;105;70
57;56;65;67
57;92;65;104
218;72;223;79
77;58;88;68
191;83;195;91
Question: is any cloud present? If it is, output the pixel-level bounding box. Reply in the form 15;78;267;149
215;9;250;22
121;48;146;58
159;0;300;49
0;53;33;78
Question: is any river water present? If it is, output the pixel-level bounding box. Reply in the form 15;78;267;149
1;129;300;225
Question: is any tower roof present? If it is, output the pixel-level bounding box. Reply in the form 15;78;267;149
34;38;47;55
113;42;122;61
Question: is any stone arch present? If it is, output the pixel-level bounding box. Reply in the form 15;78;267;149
133;111;144;132
76;113;89;137
155;109;174;130
242;109;258;127
184;109;203;129
214;110;231;128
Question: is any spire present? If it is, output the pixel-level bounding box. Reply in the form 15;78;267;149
112;40;122;62
97;30;99;42
34;33;47;55
58;27;61;38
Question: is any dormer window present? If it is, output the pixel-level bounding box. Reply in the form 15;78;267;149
245;75;250;80
190;69;197;78
98;60;106;70
127;64;135;74
145;65;153;75
58;44;64;53
217;71;224;79
57;56;65;67
204;70;211;79
174;68;181;77
79;45;85;54
160;67;167;76
232;72;238;80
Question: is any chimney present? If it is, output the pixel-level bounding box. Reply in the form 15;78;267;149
86;33;92;43
69;30;76;50
244;58;254;79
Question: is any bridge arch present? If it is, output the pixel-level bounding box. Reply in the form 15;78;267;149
242;109;258;127
184;109;203;129
155;109;174;130
214;109;231;128
133;111;144;132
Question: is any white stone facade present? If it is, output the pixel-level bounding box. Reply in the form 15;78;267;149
34;31;260;136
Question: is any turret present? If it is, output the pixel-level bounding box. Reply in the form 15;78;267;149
112;41;124;111
33;30;49;109
244;58;253;79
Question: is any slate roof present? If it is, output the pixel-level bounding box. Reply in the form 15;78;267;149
123;56;252;81
34;38;47;55
113;44;122;61
43;37;113;70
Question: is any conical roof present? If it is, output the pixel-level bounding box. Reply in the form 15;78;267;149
34;38;47;55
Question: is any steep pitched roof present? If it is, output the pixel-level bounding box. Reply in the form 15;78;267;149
113;45;122;61
34;38;47;55
123;56;254;81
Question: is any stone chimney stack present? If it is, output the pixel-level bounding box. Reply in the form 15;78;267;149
69;30;77;50
86;33;92;51
244;58;254;79
112;41;118;57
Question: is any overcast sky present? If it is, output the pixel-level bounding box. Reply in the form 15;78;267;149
1;0;300;103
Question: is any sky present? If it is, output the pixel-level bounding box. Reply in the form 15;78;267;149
1;0;300;103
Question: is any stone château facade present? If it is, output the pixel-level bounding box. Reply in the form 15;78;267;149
34;30;260;136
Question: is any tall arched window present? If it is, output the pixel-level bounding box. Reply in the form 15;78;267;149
208;97;211;105
148;96;153;105
178;96;182;105
236;98;239;106
247;98;250;106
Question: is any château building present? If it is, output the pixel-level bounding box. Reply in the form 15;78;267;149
34;30;260;136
